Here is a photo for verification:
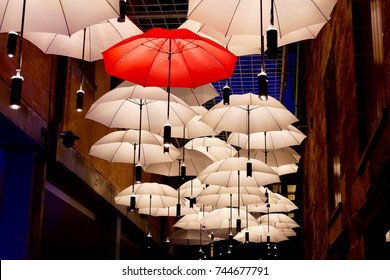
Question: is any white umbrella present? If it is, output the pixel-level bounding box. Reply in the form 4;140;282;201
0;0;120;36
116;81;219;107
174;212;210;230
85;85;197;130
257;213;300;229
249;193;298;213
185;136;231;148
271;164;299;176
178;178;207;200
24;18;142;62
89;129;180;165
181;19;327;56
187;0;337;37
138;200;200;217
143;149;216;177
239;147;301;167
170;84;219;106
227;125;306;150
277;228;297;237
185;137;238;161
200;207;258;238
196;185;266;208
153;114;217;139
197;157;280;187
114;182;178;209
200;94;298;134
234;225;288;243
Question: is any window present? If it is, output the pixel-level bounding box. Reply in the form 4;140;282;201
352;0;386;171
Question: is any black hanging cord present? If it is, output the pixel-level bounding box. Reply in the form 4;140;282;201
167;38;172;122
16;0;27;69
138;101;143;164
260;0;265;72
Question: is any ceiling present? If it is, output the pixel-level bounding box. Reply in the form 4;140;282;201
125;0;295;110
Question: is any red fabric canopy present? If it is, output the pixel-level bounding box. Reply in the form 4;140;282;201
103;27;237;88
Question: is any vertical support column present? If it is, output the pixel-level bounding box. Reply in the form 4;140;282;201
98;214;121;259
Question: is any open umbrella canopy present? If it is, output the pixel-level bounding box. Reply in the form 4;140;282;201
153;114;217;139
187;0;337;37
249;193;298;213
200;94;299;134
185;137;238;160
174;212;210;230
197;157;280;187
114;182;178;208
24;17;142;62
170;84;219;106
85;85;196;130
89;129;180;165
239;147;301;167
102;27;237;88
196;185;267;208
138;200;199;217
0;0;120;36
200;207;258;231
178;178;207;199
234;225;288;243
143;148;216;177
257;213;300;229
181;19;327;56
271;164;299;176
227;125;306;150
116;81;219;107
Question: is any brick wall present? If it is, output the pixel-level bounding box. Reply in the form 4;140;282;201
301;0;390;259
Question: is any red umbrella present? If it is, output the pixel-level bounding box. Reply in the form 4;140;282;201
103;27;237;149
102;27;237;88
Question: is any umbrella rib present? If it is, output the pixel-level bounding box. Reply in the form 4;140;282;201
107;19;125;40
0;0;10;29
107;100;127;127
58;0;71;36
105;0;120;16
87;27;92;61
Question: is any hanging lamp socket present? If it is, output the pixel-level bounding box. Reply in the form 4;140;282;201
246;160;253;177
180;163;186;178
258;71;268;101
135;163;142;183
76;89;84;112
7;32;18;58
130;195;136;211
163;123;171;153
223;85;230;105
9;69;24;110
266;25;278;60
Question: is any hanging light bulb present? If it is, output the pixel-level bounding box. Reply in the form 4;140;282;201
135;163;142;183
7;32;18;58
76;89;84;112
223;84;230;105
9;69;24;110
266;25;278;60
163;123;171;154
258;71;268;101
